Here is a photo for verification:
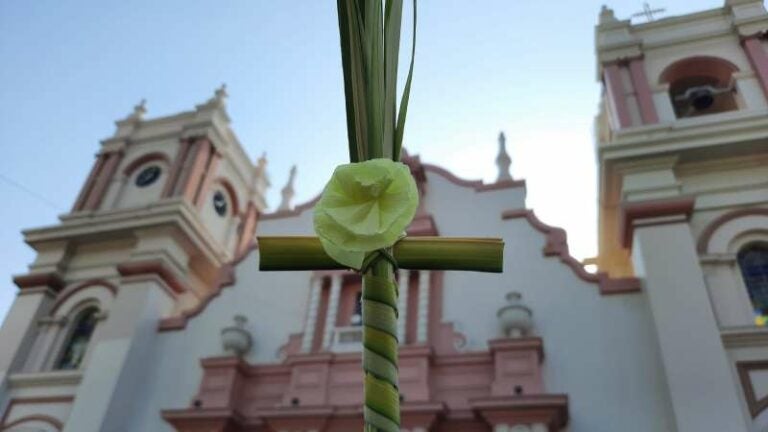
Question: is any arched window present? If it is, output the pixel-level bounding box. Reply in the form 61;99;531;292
55;307;99;370
660;56;740;118
738;243;768;321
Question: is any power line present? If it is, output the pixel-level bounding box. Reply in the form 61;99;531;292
0;173;64;211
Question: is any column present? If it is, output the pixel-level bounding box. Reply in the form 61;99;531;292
161;139;191;197
397;269;410;344
416;271;430;343
301;276;324;353
321;274;342;350
631;219;747;432
742;36;768;100
83;151;123;211
63;278;174;432
178;139;212;203
72;154;106;211
603;63;632;129
193;151;222;207
628;58;659;124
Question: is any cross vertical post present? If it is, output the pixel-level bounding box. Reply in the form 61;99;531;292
257;1;504;430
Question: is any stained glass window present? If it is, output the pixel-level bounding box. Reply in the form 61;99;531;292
738;244;768;323
55;307;98;370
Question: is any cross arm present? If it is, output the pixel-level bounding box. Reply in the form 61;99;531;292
258;236;504;273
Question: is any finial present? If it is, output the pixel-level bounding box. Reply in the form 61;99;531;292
127;99;147;120
495;131;512;182
215;83;228;102
278;165;297;211
599;5;617;24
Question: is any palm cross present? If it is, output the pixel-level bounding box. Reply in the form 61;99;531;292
258;1;503;431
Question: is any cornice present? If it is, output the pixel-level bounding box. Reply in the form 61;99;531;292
25;199;228;267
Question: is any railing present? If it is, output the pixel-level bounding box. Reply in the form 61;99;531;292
330;326;363;352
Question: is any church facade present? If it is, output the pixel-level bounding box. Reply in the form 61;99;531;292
1;1;768;431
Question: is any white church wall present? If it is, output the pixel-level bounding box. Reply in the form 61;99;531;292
128;213;315;432
423;173;675;432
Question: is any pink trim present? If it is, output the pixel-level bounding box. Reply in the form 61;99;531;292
471;394;569;429
261;162;525;222
72;154;106;212
193;152;222;208
167;345;568;431
336;279;362;326
405;272;418;344
179;138;212;203
13;272;64;292
604;63;632;128
1;414;64;430
743;36;768;101
236;203;259;258
157;244;262;332
659;56;739;85
157;264;235;331
117;260;188;294
212;177;241;217
163;408;247;432
603;63;632;128
619;196;695;248
0;396;73;428
697;208;768;254
422;164;526;191
312;281;331;352
628;58;659;124
121;152;171;177
49;279;117;315
407;213;439;236
162;139;192;198
502;209;640;295
83;151;123;210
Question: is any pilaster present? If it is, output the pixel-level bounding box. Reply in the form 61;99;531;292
397;269;410;344
321;275;342;350
301;276;323;353
416;271;430;343
629;207;748;431
62;277;175;432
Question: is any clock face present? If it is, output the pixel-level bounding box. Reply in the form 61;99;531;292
213;191;228;216
135;166;161;187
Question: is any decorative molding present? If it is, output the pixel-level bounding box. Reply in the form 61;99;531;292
117;260;188;294
697;207;768;253
502;209;640;295
13;272;65;293
422;163;526;191
49;279;117;315
212;177;241;217
0;396;73;429
157;264;235;332
1;414;64;431
471;394;569;429
736;360;768;417
162;138;192;197
121;151;171;177
619;196;696;248
8;370;83;389
721;327;768;348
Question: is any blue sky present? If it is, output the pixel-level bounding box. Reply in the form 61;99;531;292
0;0;725;320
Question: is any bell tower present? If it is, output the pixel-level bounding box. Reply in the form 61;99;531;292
595;1;768;431
0;87;269;431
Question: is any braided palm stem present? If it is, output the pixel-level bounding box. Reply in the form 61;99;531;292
362;256;400;431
